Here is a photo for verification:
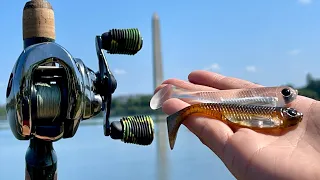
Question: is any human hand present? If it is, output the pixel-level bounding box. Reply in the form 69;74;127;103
156;70;320;180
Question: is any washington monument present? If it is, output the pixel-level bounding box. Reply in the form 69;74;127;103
152;12;168;180
152;13;164;89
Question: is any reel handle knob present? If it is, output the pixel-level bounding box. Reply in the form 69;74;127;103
110;115;154;146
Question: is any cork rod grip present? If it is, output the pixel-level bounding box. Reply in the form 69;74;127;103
23;0;55;40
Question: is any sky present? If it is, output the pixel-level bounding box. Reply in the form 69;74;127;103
0;0;320;104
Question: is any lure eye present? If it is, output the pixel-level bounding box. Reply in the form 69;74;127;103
281;88;292;97
287;108;298;117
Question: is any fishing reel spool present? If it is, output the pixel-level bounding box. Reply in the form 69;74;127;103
6;28;154;146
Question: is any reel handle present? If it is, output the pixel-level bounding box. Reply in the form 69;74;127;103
95;28;143;136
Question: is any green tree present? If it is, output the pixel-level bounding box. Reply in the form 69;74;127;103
298;88;319;100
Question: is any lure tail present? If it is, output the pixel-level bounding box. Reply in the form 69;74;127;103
166;110;183;150
150;84;173;110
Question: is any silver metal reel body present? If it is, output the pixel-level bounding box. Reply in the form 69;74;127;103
6;42;102;141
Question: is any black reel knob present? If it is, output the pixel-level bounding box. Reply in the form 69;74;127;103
110;115;154;146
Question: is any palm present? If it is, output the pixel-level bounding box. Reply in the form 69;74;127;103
158;70;320;180
222;96;320;179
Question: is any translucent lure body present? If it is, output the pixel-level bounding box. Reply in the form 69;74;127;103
166;103;303;150
150;84;298;110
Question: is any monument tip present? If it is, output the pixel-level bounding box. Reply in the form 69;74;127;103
152;12;159;20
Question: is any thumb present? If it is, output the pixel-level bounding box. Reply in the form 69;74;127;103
162;99;234;158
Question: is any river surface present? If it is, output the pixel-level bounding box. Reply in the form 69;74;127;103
0;117;235;180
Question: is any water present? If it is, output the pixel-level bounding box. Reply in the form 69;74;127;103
0;118;235;180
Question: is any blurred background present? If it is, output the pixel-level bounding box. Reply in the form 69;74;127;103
1;0;320;179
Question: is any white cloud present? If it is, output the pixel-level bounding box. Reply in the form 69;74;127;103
114;68;127;75
204;63;220;71
245;66;257;73
298;0;312;4
287;49;301;56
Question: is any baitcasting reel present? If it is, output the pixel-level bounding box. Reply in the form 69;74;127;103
6;28;154;145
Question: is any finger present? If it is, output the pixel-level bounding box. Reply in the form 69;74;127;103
162;98;234;158
154;78;218;94
188;70;263;90
154;84;168;94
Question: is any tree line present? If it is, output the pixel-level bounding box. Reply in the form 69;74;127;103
0;73;319;119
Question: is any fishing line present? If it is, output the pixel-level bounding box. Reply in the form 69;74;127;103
34;83;61;121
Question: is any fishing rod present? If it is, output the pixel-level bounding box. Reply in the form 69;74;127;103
6;1;154;179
